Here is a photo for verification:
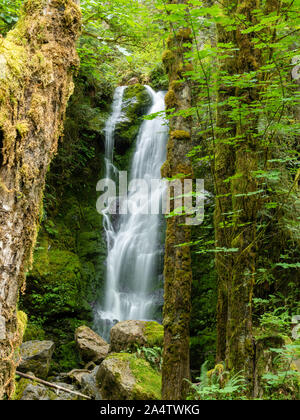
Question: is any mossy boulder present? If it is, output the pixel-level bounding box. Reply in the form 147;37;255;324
96;353;161;400
17;340;55;379
75;326;109;364
114;84;152;158
110;320;163;353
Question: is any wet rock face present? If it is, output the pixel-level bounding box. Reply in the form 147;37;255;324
110;320;164;353
96;353;161;400
75;326;109;364
114;84;152;158
18;341;55;379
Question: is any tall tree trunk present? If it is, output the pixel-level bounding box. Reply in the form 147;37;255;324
161;0;193;400
0;0;81;399
214;0;238;363
215;0;264;386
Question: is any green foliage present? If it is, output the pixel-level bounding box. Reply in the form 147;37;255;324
79;0;165;84
0;0;22;34
23;321;46;342
262;342;300;400
187;362;246;400
149;63;169;91
137;346;163;371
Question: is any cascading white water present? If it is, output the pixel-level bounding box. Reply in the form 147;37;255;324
95;86;168;340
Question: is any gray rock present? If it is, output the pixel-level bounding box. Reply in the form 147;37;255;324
110;320;163;352
18;340;55;379
75;326;109;364
110;320;147;352
81;366;102;400
67;368;90;386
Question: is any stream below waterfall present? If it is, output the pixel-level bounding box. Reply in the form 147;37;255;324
94;86;168;341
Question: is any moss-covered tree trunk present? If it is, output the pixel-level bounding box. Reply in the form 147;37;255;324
0;0;81;399
214;1;238;363
215;0;264;386
161;0;193;400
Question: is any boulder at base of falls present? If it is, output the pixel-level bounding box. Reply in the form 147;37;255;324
17;340;55;379
75;326;109;364
110;320;163;353
96;353;161;400
12;378;82;400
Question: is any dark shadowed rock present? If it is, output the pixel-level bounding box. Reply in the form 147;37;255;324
18;341;55;379
81;366;102;400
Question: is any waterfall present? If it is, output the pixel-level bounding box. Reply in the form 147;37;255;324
95;86;168;340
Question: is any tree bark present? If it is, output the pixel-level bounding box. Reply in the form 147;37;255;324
0;0;81;399
161;0;193;400
214;0;238;363
215;0;263;385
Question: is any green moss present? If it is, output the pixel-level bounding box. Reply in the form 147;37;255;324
162;50;176;74
11;378;32;401
23;0;45;14
23;322;45;342
176;28;192;40
114;84;151;159
17;311;28;342
54;340;80;372
107;352;132;361
144;322;164;347
16;122;29;137
21;240;93;362
170;80;183;92
11;377;60;400
170;130;191;140
164;89;177;109
150;63;169;91
106;353;161;400
130;357;162;400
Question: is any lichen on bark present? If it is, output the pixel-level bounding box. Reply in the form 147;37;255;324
0;0;81;399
